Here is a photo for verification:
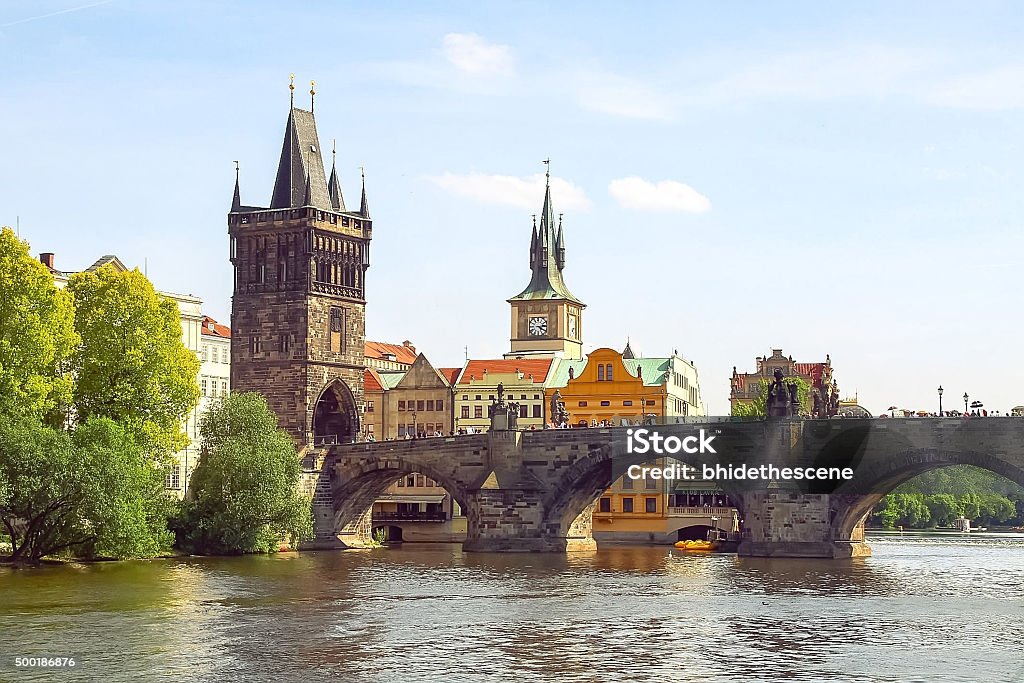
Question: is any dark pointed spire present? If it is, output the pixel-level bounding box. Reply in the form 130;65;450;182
555;212;565;270
529;215;538;269
231;160;241;212
359;167;370;218
508;159;582;305
270;94;332;210
623;339;635;360
328;139;346;211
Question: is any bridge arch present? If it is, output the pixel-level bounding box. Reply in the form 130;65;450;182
831;446;1024;540
540;437;747;545
330;456;473;547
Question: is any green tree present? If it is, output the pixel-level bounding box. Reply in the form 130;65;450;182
0;227;77;425
0;417;173;565
731;376;812;418
67;264;199;454
177;393;312;555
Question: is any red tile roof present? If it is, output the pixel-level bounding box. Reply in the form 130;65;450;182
365;340;418;365
439;367;462;386
794;362;828;388
458;359;553;385
364;368;384;393
201;315;231;338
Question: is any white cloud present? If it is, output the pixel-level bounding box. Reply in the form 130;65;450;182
427;172;592;211
441;33;514;76
608;177;711;213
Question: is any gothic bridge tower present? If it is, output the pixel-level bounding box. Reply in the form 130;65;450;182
229;79;372;445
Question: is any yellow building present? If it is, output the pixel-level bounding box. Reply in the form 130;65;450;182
362;353;458;440
545;344;734;543
454;358;554;433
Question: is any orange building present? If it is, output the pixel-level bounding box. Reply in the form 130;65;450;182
544;346;733;544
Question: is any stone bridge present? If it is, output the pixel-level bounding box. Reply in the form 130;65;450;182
304;418;1024;558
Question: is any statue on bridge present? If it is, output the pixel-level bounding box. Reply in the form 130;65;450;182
550;390;569;428
767;368;801;418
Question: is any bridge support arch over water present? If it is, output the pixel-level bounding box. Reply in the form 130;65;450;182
308;418;1024;557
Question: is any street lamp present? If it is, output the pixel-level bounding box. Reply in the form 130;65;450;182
938;386;943;416
963;392;969;415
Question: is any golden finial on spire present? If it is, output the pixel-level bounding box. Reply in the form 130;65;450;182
542;157;551;179
310;80;316;112
289;73;295;106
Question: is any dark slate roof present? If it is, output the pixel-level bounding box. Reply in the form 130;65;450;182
270;107;332;210
359;172;370;218
508;175;582;304
328;161;346;212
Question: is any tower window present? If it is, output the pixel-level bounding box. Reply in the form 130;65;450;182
250;336;262;354
329;307;346;353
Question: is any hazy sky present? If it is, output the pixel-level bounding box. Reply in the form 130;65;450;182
2;1;1023;415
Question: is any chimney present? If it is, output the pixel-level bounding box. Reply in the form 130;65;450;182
39;253;55;269
402;340;416;353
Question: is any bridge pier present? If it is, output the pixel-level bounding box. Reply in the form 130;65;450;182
736;491;871;559
461;431;598;552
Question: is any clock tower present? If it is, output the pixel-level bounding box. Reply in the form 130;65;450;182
506;164;585;360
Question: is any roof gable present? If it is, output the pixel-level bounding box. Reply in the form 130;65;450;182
395;353;451;390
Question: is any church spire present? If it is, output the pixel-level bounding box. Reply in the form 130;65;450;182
359;167;370;218
328;139;346;211
507;159;582;305
231;160;241;212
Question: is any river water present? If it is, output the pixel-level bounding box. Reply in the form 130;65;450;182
1;533;1023;683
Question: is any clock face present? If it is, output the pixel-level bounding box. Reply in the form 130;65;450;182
568;315;578;339
529;316;548;336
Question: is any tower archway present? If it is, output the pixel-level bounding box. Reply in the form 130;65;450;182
313;379;359;445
